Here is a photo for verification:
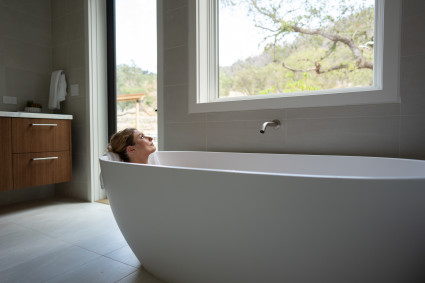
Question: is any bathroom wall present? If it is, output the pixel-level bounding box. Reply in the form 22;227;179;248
0;0;90;205
161;0;425;160
0;0;52;112
0;0;55;205
51;0;91;201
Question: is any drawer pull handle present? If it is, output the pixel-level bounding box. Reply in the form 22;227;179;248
31;124;58;126
32;157;58;161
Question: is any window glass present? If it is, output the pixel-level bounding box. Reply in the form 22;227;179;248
115;0;158;146
189;0;400;112
218;0;375;98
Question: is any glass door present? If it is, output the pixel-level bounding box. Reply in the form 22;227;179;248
108;0;158;147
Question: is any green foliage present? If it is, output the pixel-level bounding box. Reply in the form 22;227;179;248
259;85;275;95
283;76;320;93
117;61;156;94
144;93;155;107
219;68;234;97
280;21;295;33
219;1;374;97
116;61;157;112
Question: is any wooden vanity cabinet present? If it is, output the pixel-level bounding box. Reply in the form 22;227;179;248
0;117;72;190
0;118;13;191
12;118;71;153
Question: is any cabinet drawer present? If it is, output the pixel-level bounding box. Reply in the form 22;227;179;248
13;151;72;189
12;118;70;153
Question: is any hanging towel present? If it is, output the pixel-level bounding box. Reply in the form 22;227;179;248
48;70;67;110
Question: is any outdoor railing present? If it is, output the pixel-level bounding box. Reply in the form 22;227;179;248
117;93;146;130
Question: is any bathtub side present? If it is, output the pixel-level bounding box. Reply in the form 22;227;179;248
99;158;425;283
156;151;425;178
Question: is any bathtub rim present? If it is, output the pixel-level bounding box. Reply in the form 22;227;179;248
99;151;425;181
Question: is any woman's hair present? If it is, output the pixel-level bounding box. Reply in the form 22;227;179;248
107;128;137;162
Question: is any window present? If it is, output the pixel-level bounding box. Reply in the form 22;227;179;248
188;0;401;113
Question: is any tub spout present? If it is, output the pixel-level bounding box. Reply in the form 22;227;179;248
260;119;281;134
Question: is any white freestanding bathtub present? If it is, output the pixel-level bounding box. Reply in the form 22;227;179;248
99;151;425;283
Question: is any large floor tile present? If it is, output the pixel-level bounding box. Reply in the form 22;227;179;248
72;228;128;255
0;222;27;236
0;226;69;273
43;214;121;242
0;245;100;283
9;202;122;246
46;256;137;283
0;197;164;283
105;245;141;268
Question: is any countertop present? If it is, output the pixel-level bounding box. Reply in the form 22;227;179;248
0;111;73;120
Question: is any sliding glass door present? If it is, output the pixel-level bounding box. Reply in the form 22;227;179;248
107;0;158;146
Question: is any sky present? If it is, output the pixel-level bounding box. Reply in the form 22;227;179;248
219;0;375;67
116;0;157;73
115;0;265;72
115;0;375;72
219;4;268;66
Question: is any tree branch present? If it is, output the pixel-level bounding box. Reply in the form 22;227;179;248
291;25;373;69
282;62;349;74
320;42;337;61
248;0;373;71
281;62;316;73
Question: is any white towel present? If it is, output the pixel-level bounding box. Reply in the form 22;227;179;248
102;152;122;162
99;151;161;189
148;151;161;165
101;151;160;164
100;152;121;190
48;70;67;110
99;152;161;190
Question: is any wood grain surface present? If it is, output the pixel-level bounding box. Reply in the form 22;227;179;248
12;118;70;153
13;151;72;189
0;118;13;191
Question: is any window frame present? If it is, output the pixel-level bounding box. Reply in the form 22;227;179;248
188;0;401;113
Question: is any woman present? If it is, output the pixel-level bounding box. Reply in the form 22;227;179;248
107;128;156;164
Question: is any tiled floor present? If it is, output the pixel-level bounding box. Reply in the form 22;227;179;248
0;197;165;283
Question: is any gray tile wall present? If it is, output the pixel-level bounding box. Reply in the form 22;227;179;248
0;0;55;205
0;0;52;111
51;0;90;201
162;0;425;160
0;0;89;205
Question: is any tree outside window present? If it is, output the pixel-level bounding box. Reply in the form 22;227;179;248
219;0;375;98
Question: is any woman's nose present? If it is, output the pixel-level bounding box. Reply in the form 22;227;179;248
148;136;153;141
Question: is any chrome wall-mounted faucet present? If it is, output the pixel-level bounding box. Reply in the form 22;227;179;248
260;120;281;134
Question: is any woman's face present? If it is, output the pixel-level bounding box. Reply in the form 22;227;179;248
131;130;156;156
